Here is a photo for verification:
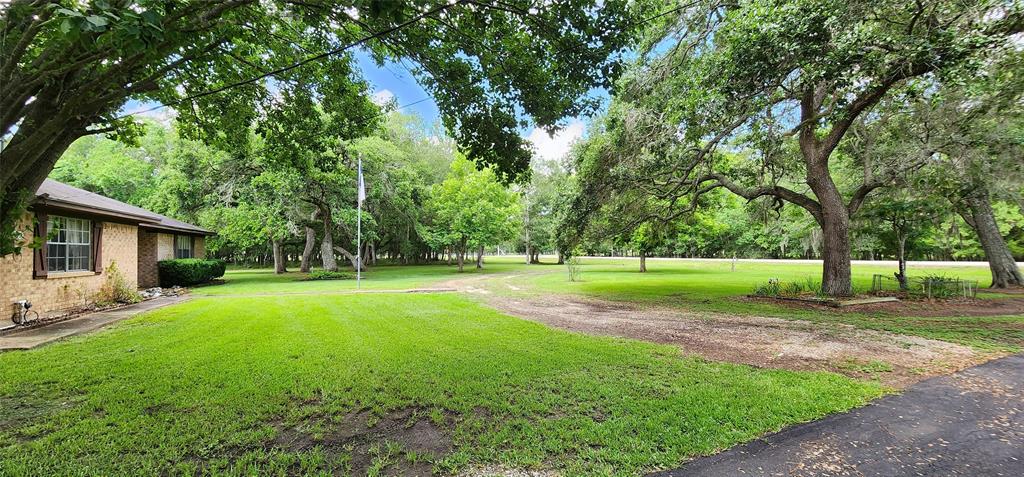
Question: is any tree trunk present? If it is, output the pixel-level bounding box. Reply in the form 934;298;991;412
272;239;287;274
816;206;853;296
805;157;853;296
476;244;484;269
895;234;908;291
457;239;466;272
320;208;338;272
965;188;1023;288
333;246;365;271
639;251;647;272
300;226;316;273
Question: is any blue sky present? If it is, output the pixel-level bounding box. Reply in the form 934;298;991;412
354;49;595;162
353;50;441;126
124;48;596;162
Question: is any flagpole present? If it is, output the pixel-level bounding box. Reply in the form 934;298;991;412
356;156;362;290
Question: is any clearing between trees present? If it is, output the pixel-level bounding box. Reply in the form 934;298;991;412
440;268;1009;389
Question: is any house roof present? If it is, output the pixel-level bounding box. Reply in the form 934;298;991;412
33;179;213;235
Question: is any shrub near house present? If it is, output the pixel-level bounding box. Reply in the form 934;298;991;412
1;180;213;326
158;259;227;287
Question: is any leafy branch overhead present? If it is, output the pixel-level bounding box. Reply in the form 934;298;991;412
0;0;655;255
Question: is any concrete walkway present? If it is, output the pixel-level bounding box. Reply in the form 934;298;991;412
0;296;189;351
651;354;1024;476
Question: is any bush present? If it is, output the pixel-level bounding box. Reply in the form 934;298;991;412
96;261;142;305
752;278;782;297
304;270;355;281
158;259;226;286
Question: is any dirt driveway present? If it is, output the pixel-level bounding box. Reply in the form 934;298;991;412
441;272;991;388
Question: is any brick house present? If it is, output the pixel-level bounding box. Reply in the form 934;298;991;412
2;179;213;326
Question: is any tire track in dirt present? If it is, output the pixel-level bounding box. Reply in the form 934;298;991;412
439;271;993;388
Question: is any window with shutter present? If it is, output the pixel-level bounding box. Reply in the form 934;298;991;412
46;216;92;272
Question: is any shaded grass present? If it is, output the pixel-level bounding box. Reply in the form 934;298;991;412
0;293;882;476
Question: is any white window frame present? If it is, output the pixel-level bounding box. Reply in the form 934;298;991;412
47;216;92;272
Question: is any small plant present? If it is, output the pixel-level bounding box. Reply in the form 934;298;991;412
917;274;958;299
304;270;356;281
802;277;824;296
565;249;583;282
95;261;142;306
752;278;781;297
781;281;805;296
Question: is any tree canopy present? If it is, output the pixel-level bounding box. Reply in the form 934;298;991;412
1;0;656;255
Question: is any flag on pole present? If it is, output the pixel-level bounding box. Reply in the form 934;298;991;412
357;158;366;204
356;156;364;289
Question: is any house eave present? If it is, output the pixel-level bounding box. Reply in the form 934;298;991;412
138;223;215;236
31;196;158;224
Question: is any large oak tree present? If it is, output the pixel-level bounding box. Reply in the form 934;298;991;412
576;0;1023;295
0;0;652;255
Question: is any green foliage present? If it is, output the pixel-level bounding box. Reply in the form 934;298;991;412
565;246;585;282
425;157;521;266
752;279;782;297
303;270;356;281
3;0;655;255
95;262;142;306
753;277;827;298
158;259;227;287
916;275;972;299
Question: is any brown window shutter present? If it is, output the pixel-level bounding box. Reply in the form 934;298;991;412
190;236;195;258
33;212;49;279
92;221;103;273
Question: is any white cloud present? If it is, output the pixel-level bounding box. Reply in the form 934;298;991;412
527;120;585;162
371;89;395;106
136;107;177;125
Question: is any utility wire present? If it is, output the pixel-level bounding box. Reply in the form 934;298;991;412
119;0;691;123
118;1;465;120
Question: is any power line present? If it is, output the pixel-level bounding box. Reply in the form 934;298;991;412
120;0;691;123
118;1;465;120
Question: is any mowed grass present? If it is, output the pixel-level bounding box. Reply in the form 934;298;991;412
0;293;882;476
192;262;527;296
202;258;1023;350
523;257;997;300
515;258;1024;351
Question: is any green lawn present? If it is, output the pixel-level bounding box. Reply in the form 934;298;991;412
521;257;997;300
507;258;1024;351
0;293;882;476
202;258;1022;350
192;262;527;296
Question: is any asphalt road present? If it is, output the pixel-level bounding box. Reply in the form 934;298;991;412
651;354;1024;477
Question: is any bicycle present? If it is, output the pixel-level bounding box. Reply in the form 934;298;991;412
12;300;39;325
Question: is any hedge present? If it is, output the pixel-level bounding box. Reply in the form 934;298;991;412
157;259;226;287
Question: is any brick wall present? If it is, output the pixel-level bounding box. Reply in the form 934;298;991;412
157;233;174;261
137;230;159;288
2;214;138;327
195;236;206;259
